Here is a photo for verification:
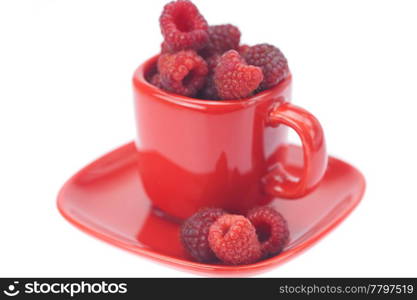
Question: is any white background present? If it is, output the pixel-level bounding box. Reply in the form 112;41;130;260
1;0;416;277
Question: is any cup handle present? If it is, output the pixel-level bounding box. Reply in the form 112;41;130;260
264;102;327;198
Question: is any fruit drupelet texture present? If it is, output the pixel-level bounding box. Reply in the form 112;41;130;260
180;208;226;262
200;24;241;57
159;0;209;52
213;50;263;99
208;214;262;265
247;206;289;257
152;1;290;99
157;50;208;97
241;43;289;90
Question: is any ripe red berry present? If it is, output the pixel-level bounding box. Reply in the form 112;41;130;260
198;54;220;100
160;41;173;54
180;208;226;262
205;54;221;71
159;0;209;52
199;76;218;100
238;44;250;56
149;73;163;88
157;50;208;97
213;50;263;100
247;206;289;257
241;43;289;90
208;214;262;265
202;24;241;57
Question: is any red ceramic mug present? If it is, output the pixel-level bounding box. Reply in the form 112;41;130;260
133;56;327;220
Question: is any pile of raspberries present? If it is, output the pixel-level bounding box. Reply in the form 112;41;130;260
148;0;289;100
180;206;289;265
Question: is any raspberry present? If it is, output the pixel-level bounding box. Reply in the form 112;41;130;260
203;24;241;57
238;44;250;56
180;208;226;262
205;54;221;71
241;43;289;90
208;214;262;265
159;0;209;52
213;50;263;100
198;54;220;100
247;206;289;257
160;41;173;54
145;62;158;83
149;73;163;88
199;76;218;100
157;50;208;97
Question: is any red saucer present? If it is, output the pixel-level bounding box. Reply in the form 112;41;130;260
57;142;365;276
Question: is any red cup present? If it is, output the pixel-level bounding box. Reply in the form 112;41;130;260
133;56;327;220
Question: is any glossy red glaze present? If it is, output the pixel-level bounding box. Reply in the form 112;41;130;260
132;56;327;219
57;142;365;276
265;103;327;198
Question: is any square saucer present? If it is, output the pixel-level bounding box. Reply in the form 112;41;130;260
57;142;365;276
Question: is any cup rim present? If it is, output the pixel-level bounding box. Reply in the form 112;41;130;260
133;55;292;110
